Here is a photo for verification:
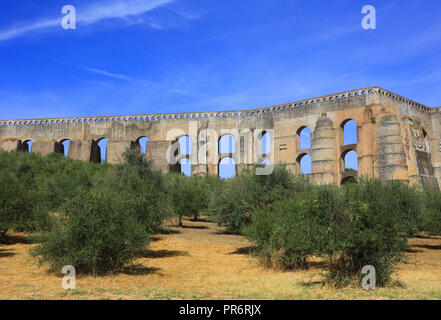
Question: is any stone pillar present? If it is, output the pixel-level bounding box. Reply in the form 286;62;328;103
429;114;441;189
311;115;337;185
192;133;208;176
236;129;254;175
205;131;220;176
206;129;219;176
191;164;207;176
431;138;441;188
106;141;132;164
375;115;409;183
0;140;19;152
358;122;376;179
69;140;93;162
274;135;297;174
146;141;173;173
197;127;223;177
32;142;55;155
433;166;441;190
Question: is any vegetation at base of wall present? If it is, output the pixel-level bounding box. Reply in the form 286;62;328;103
206;165;439;287
419;188;441;235
0;149;173;274
0;170;38;242
245;177;433;287
0;149;441;285
29;187;151;275
163;173;220;226
244;185;347;271
207;166;308;234
328;179;421;287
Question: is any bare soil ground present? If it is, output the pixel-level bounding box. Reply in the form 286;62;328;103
1;217;441;300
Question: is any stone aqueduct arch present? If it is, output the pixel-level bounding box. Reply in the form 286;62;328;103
1;87;440;189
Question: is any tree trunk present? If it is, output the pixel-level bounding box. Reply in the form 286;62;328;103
0;229;8;243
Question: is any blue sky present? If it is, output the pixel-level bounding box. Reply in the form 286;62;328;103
1;0;440;121
0;0;440;176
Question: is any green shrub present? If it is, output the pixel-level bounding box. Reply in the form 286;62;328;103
245;179;423;287
30;187;150;275
113;149;174;232
208;166;306;233
110;170;173;234
163;173;208;226
326;179;421;287
244;203;312;269
119;147;154;178
0;150;112;228
420;188;441;235
0;171;36;242
207;170;259;233
245;185;346;270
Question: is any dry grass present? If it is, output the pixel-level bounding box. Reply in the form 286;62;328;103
1;218;441;300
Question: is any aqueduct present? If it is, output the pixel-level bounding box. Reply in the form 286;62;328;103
1;86;440;189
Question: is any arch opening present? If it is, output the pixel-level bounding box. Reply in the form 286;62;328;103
136;137;150;155
342;150;358;171
18;140;33;153
297;153;312;174
219;135;236;154
342;120;357;145
297;127;311;150
55;139;71;158
179;136;192;156
169;136;192;176
262;131;271;156
62;140;70;158
98;138;109;164
256;131;272;167
180;158;192;177
219;157;236;179
179;136;192;177
90;138;109;164
179;136;192;176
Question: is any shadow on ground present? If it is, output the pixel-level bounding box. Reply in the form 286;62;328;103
1;234;34;245
414;234;441;240
414;244;441;251
181;225;209;230
229;246;257;255
406;248;423;253
121;265;161;276
187;218;213;223
0;249;16;258
299;280;324;288
158;228;182;235
212;230;238;236
138;249;189;259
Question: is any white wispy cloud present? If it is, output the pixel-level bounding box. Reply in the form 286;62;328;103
0;20;58;41
0;0;175;41
79;0;174;25
82;66;207;97
83;67;133;82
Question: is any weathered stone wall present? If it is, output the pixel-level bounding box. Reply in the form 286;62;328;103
1;87;439;189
